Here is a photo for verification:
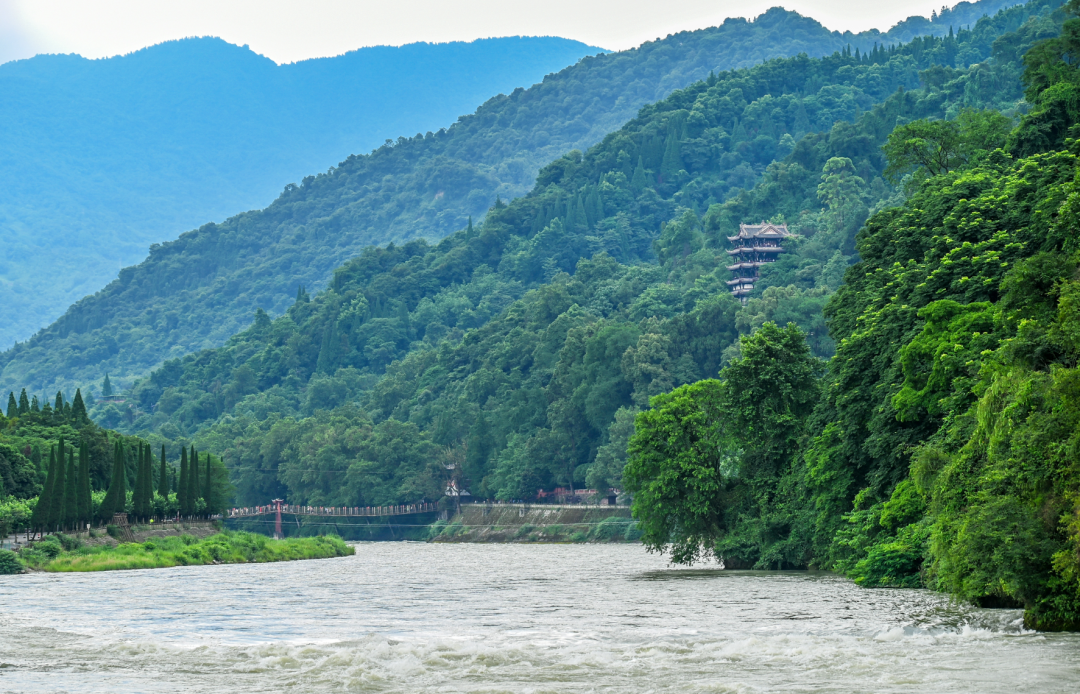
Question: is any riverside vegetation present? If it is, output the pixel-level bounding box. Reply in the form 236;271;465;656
0;0;1022;396
3;0;1080;630
2;530;352;573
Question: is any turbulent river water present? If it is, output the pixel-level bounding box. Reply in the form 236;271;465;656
0;543;1078;692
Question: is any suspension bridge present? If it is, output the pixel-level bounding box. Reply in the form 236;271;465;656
227;500;440;540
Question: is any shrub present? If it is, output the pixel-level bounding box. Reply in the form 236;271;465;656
0;549;22;574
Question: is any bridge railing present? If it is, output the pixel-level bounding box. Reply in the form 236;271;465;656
228;502;437;518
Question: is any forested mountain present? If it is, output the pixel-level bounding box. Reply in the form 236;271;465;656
78;0;1063;515
0;36;604;349
0;0;1022;395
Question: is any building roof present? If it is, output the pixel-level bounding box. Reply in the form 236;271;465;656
727;222;791;242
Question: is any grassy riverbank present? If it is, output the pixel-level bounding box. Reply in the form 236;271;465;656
13;531;353;572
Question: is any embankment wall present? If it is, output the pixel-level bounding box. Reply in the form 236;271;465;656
431;504;639;543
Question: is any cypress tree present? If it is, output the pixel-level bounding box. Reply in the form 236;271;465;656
17;389;29;415
48;439;67;530
143;445;154;517
71;389;87;423
6;392;16;418
54;391;64;413
30;395;40;413
77;442;91;525
30;447;58;531
158;445;169;499
204;452;213;516
132;444;146;520
178;447;188;515
98;440;126;523
63;448;79;530
189;446;201;515
102;374;114;398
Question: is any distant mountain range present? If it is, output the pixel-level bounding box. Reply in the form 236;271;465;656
0;35;602;347
0;0;1025;394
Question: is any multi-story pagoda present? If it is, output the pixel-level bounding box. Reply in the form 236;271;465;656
726;222;790;299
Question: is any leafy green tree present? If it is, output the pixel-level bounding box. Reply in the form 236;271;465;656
883;109;1012;184
17;389;28;415
189;446;201;514
623;379;731;564
5;392;15;418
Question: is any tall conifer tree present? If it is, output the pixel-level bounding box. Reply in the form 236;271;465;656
7;392;17;418
98;440;127;523
204;452;213;515
77;441;91;524
17;389;29;415
71;389;88;423
132;444;146;520
178;447;188;515
30;447;58;531
158;445;169;498
189;446;200;515
47;439;67;530
63;449;79;529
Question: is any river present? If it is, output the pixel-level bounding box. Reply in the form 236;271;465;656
0;543;1077;692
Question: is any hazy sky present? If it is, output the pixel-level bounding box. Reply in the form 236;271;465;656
1;0;964;65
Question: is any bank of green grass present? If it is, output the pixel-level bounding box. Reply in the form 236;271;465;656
18;531;353;572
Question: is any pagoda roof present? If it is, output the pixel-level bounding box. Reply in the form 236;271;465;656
727;222;791;242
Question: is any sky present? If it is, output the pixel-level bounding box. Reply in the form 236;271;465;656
0;0;965;65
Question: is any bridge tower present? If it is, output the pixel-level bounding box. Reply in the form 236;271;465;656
272;498;284;539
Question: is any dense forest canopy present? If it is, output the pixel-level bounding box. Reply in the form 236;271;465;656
0;0;1023;397
67;0;1064;517
0;36;603;349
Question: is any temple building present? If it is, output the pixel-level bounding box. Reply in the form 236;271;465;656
726;222;790;299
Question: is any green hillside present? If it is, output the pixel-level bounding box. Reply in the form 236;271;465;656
89;0;1063;513
0;36;602;348
0;0;1023;396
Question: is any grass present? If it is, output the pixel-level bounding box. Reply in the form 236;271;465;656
18;531;354;573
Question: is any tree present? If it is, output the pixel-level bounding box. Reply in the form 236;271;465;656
97;440;126;523
17;389;28;415
132;444;148;521
77;442;91;525
5;393;15;418
623;379;731;564
63;448;79;529
178;447;189;515
102;374;114;398
71;389;88;423
188;446;201;515
204;451;214;515
158;445;169;498
816;157;866;234
883;109;1011;184
47;440;67;530
30;447;58;531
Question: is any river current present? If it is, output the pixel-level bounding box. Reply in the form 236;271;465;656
0;542;1077;692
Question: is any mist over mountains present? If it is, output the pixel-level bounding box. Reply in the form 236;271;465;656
0;35;602;348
